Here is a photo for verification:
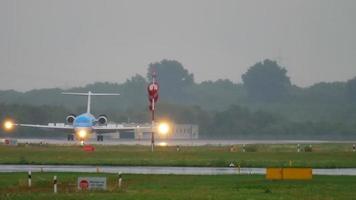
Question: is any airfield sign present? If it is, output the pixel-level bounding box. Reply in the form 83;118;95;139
78;177;107;190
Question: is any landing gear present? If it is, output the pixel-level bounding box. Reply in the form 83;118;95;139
97;135;104;141
67;134;74;141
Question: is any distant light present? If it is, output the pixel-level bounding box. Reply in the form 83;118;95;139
3;120;14;131
158;142;168;147
158;123;169;135
78;129;87;139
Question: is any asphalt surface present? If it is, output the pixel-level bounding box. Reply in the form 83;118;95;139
12;138;356;146
0;165;355;176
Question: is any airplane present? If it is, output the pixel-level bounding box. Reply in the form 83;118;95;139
2;91;168;143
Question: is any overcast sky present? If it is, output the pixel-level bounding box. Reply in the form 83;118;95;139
0;0;356;91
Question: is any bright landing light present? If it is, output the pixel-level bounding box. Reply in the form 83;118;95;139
158;123;170;135
3;120;14;131
78;129;87;139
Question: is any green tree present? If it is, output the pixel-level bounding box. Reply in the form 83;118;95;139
147;59;194;101
346;77;356;102
242;59;291;102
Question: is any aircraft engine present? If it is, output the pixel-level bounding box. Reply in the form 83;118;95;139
66;114;76;125
97;115;108;125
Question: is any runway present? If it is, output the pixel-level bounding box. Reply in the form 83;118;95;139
12;138;356;146
0;165;355;176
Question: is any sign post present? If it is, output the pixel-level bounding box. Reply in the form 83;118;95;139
28;171;31;188
53;175;57;194
151;101;155;152
118;172;122;189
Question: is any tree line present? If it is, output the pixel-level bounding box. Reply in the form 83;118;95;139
1;59;356;139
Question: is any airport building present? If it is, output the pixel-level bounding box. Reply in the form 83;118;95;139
167;124;199;140
105;123;199;140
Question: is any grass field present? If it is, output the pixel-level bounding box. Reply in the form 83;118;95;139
0;172;355;200
0;143;355;168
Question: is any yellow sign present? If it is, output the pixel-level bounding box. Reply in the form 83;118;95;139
266;168;283;180
266;168;312;180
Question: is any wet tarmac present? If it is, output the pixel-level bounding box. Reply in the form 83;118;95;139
12;138;356;146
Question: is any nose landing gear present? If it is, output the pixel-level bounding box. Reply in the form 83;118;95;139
97;135;104;141
67;134;74;141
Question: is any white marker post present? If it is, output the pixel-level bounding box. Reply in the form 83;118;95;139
353;144;355;152
28;171;32;187
118;172;122;189
53;176;57;194
297;144;300;152
242;144;246;152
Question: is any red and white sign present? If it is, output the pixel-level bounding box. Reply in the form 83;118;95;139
148;83;159;101
82;145;95;152
78;177;107;190
3;139;17;146
79;179;89;190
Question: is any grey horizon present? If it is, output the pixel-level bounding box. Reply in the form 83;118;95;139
0;0;355;91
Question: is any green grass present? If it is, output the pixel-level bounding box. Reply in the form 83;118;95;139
0;172;355;200
0;143;356;168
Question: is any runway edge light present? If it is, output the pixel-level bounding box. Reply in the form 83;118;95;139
158;122;170;135
3;120;15;131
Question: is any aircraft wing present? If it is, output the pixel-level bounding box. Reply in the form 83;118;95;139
10;122;152;133
14;123;74;131
93;124;152;134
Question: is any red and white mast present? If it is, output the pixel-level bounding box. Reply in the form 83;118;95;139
147;70;159;152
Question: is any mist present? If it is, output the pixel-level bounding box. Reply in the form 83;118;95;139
1;0;356;91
